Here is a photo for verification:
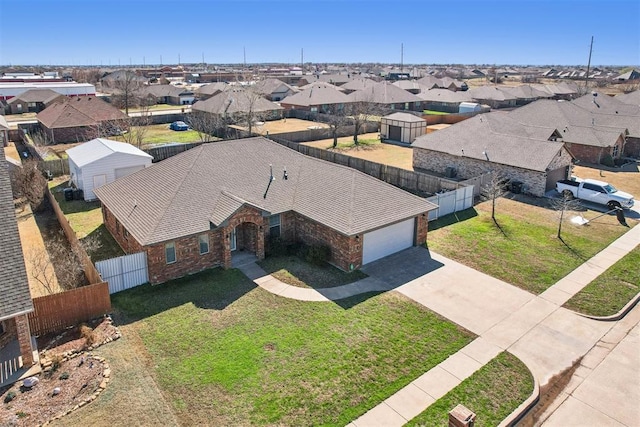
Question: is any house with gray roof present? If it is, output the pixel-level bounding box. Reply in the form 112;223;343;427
94;137;436;284
192;87;284;127
142;84;195;105
195;82;229;100
417;88;473;113
6;88;64;114
615;90;640;107
412;113;573;197
0;150;36;376
253;78;297;101
347;81;423;111
468;86;517;109
280;84;350;113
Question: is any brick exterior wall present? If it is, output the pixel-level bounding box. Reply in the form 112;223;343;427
416;214;429;246
0;317;17;349
42;124;94;144
413;147;572;197
15;314;34;366
624;136;640;158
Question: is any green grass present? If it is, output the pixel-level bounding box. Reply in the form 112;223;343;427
423;110;449;115
112;268;475;426
427;200;629;294
49;180;124;261
564;246;640;316
112;124;207;145
258;255;367;288
407;352;533;427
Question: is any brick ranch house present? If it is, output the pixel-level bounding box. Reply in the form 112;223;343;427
95;137;437;284
412;113;573;197
0;150;36;378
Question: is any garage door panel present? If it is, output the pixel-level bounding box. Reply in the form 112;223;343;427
362;218;414;265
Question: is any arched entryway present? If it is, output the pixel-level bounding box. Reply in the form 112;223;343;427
228;222;265;268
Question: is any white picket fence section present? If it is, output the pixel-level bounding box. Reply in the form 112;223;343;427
96;252;149;294
427;185;475;221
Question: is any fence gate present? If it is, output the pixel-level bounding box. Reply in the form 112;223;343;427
96;252;148;294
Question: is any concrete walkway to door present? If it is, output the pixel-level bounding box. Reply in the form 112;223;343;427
236;224;640;427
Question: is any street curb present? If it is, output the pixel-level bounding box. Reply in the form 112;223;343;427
497;352;540;427
573;290;640;322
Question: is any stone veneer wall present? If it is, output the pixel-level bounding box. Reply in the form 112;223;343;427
413;148;571;197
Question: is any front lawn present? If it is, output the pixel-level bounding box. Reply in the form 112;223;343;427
112;268;475;426
563;246;640;316
258;255;367;288
407;352;533;427
427;199;630;294
111;124;210;145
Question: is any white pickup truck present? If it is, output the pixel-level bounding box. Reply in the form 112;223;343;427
556;177;635;209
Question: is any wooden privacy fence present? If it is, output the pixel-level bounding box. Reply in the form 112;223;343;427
96;252;149;294
270;136;465;197
47;189;103;285
28;282;111;336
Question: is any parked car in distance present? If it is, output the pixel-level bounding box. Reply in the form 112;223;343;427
170;121;189;131
556;177;635;209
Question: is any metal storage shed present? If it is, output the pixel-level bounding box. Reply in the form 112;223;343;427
380;112;427;144
66;138;153;201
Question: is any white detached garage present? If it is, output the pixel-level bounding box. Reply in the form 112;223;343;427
67;138;153;201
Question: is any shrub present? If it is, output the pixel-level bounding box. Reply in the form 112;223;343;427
4;391;16;404
50;354;63;372
266;236;287;257
305;245;331;266
59;372;70;380
614;157;627;167
80;324;96;347
601;154;615;167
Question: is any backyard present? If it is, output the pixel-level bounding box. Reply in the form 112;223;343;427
426;197;634;295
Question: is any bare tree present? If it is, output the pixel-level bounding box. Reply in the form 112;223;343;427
12;160;47;212
236;84;270;136
324;110;350;148
186;111;224;141
109;70;144;115
481;173;507;225
551;193;583;240
121;105;151;148
344;100;382;145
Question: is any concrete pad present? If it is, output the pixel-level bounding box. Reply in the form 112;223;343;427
383;383;434;421
439;351;483;381
552;276;591;296
570;334;640;427
482;297;557;350
539;286;572;306
412;366;461;400
509;308;611;385
579;343;611;370
352;402;406;427
544;396;625;426
460;337;502;365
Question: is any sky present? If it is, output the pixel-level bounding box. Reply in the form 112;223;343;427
0;0;638;67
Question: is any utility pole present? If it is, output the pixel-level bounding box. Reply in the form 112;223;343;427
301;48;304;70
585;36;594;92
400;43;403;73
243;46;246;69
178;53;181;66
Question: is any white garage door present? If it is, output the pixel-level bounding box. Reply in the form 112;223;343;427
115;165;145;179
362;218;415;265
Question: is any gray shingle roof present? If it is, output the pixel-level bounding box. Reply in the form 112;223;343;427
192;88;284;115
468;86;517;102
94;137;436;245
348;82;422;104
615;90;640;107
6;89;63;105
383;112;425;123
417;88;472;103
281;84;350;106
412;113;566;172
0;150;33;320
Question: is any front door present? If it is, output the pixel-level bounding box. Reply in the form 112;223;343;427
230;227;237;251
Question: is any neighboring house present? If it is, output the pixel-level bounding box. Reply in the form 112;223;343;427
380;112;427;144
6;89;64;114
280;83;350;113
0;115;8;147
0;150;36;375
94;137;436;284
340;78;376;94
297;81;347;92
500;85;553;106
417;75;466;91
100;69;148;89
253;78;297;101
412;113;573;197
615;69;640;81
192;88;284;123
66;138;153;201
348;81;423;111
531;82;579;100
299;74;353;86
418;88;473;113
392;80;430;95
468;86;517;109
36;96;128;144
194;82;228;100
142;84;195;105
509;95;638;162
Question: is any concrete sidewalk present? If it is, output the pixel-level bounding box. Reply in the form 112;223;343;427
237;224;640;427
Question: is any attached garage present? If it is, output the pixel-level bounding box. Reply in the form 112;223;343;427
67;138;153;201
362;218;415;264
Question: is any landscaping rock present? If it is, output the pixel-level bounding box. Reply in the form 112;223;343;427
52;387;61;396
23;376;39;388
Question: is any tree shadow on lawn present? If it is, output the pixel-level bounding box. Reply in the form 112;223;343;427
429;208;478;231
110;268;257;326
83;224;125;262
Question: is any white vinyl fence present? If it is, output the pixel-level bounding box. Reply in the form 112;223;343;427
427;185;475;221
96;252;149;294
